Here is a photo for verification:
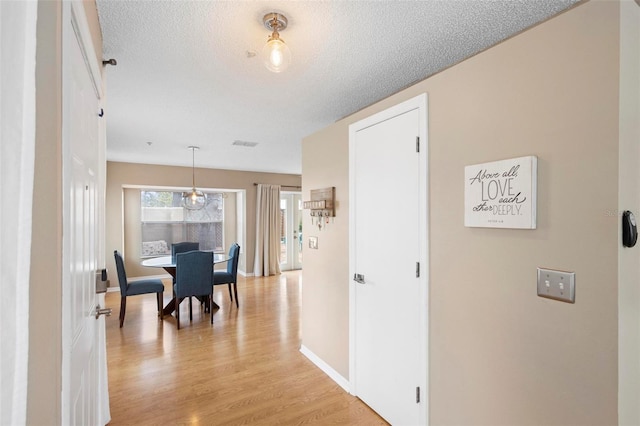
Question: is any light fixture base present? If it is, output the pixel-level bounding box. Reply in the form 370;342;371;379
263;13;288;32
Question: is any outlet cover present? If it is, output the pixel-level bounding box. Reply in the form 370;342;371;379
537;268;575;303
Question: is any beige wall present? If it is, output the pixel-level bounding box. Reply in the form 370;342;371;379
28;1;102;424
106;161;300;283
302;1;622;424
301;124;350;375
618;0;640;423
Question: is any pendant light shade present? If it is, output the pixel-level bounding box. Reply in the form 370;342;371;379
262;13;291;73
182;146;206;210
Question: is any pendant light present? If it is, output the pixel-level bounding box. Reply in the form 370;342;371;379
182;146;206;210
262;13;291;73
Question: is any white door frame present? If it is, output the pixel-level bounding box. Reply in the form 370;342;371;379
348;94;429;424
61;1;106;424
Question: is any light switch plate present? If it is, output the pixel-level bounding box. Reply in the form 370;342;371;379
537;268;575;303
308;236;318;249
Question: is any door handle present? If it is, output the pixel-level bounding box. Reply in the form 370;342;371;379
353;273;365;284
95;304;112;319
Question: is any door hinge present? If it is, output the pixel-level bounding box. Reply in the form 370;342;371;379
416;386;420;403
416;262;420;278
416;136;420;153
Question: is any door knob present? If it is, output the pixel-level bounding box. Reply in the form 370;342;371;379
95;304;112;319
353;273;365;284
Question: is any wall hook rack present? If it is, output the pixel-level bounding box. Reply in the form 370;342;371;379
303;187;335;230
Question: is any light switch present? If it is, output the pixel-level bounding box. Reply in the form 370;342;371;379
537;268;575;303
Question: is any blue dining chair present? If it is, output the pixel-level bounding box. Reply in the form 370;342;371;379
174;250;214;329
214;243;240;308
170;242;200;287
114;250;164;327
171;241;200;262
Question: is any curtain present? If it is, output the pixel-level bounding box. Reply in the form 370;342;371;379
0;1;38;425
254;184;282;276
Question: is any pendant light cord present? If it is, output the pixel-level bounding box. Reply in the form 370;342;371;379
191;146;196;190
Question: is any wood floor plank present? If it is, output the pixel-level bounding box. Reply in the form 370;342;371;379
105;271;388;425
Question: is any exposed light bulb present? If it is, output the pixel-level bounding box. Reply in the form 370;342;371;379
268;40;285;67
263;37;291;72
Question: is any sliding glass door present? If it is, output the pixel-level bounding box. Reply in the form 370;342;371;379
280;192;302;270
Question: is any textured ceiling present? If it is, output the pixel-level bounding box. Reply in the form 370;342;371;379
97;0;579;175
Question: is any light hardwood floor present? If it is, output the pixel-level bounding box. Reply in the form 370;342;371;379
105;271;387;425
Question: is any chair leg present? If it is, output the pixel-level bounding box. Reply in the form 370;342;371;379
189;296;193;321
176;297;181;330
203;294;209;313
227;283;233;302
157;292;163;320
119;296;126;328
233;282;239;308
210;295;214;324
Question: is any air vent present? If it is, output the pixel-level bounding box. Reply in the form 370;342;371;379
232;140;259;148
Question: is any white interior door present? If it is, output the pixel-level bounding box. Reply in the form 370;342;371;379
349;95;429;425
62;3;107;424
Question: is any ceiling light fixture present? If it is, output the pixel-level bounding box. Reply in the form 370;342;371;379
262;13;291;73
182;146;206;210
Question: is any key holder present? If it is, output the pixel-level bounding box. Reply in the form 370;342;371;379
303;187;335;230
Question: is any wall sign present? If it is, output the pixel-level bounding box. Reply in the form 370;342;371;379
464;156;537;229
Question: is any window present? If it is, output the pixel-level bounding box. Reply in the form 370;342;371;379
140;191;223;257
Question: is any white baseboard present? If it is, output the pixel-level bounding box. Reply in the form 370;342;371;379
238;270;254;277
299;345;350;393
